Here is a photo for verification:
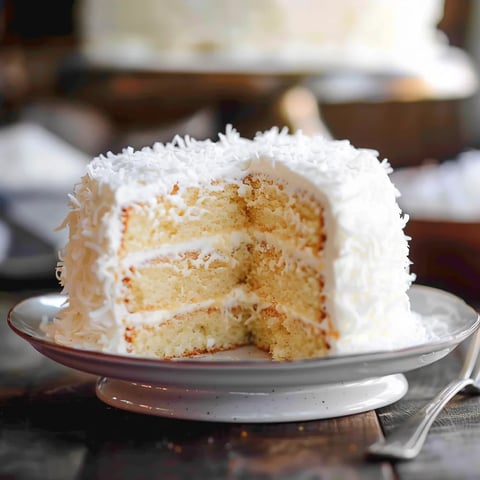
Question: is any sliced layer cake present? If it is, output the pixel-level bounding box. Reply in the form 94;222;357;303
48;127;427;359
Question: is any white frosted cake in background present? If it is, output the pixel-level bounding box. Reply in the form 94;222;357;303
78;0;447;72
46;127;428;360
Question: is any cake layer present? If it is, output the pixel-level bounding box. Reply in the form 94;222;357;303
123;242;250;312
244;174;326;252
121;183;246;255
124;300;333;359
248;305;333;360
124;306;250;358
121;175;325;256
247;239;326;322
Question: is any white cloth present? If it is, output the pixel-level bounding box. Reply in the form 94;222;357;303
0;122;89;247
392;150;480;221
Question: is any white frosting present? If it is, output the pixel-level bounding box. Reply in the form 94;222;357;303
49;127;428;356
79;0;446;73
121;231;250;269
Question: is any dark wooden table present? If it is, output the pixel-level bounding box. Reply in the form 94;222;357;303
1;290;480;480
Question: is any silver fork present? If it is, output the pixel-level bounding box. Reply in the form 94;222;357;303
367;327;480;460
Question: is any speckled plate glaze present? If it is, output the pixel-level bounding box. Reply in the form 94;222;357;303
8;285;479;422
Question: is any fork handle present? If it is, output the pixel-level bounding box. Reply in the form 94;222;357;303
368;377;474;460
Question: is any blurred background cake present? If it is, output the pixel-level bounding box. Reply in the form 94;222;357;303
79;0;447;73
0;0;480;304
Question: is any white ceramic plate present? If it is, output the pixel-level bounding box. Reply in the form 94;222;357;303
7;285;479;422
